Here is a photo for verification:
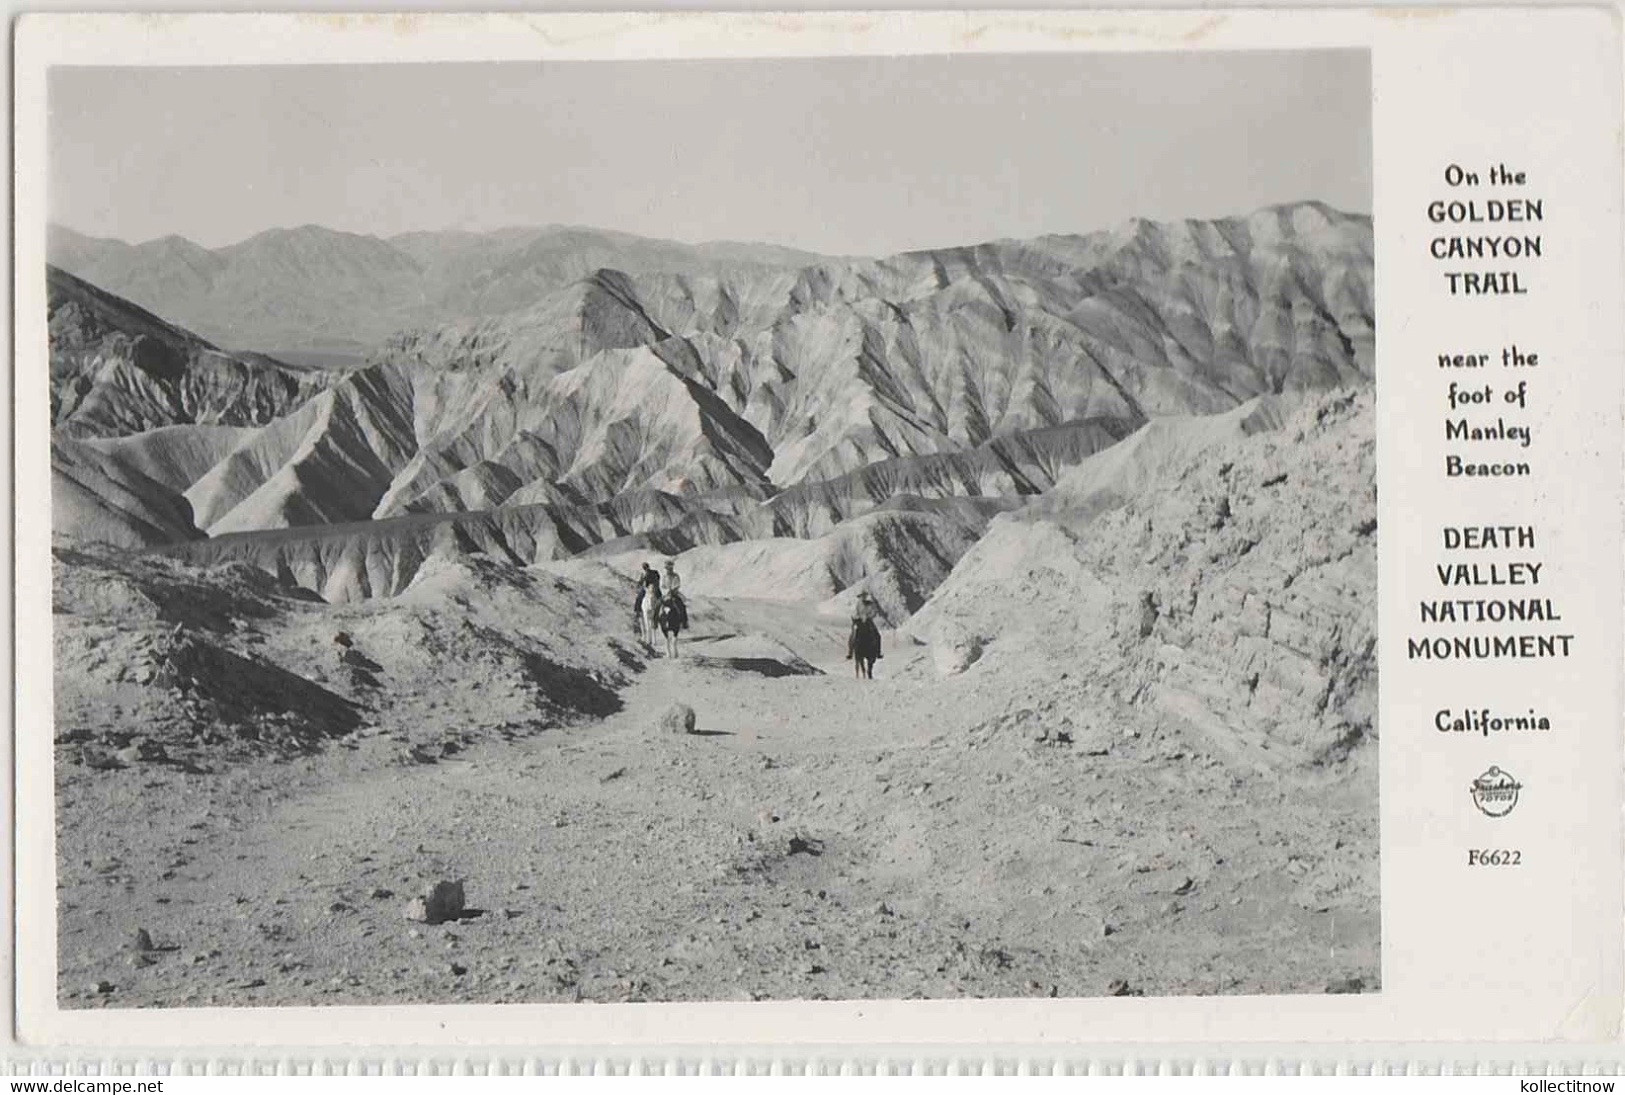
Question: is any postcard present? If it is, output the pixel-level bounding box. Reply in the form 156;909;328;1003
11;8;1622;1057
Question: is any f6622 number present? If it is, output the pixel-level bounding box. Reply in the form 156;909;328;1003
1468;849;1522;866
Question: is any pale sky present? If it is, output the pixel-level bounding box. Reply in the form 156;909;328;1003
49;51;1370;255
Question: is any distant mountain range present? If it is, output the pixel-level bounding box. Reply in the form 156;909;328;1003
48;223;831;355
48;202;1375;602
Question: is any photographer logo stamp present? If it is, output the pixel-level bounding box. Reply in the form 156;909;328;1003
1470;766;1522;818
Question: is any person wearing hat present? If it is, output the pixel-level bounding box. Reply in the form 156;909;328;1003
847;590;887;679
633;561;663;643
662;559;688;633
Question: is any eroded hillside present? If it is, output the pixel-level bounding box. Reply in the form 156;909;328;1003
908;388;1376;770
50;205;1373;597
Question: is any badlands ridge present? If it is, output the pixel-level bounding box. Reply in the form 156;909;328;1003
48;203;1378;1004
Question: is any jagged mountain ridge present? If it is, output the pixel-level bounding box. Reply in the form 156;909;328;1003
48;265;334;440
49;203;1373;613
368;202;1371;507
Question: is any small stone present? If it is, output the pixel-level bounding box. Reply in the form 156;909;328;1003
450;963;468;976
127;953;153;968
1106;978;1140;997
89;980;114;995
370;887;394;900
874;902;893;917
129;928;155;952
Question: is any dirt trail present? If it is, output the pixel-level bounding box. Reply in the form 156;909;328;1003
57;594;1377;1008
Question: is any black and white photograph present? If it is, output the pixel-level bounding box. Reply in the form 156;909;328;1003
43;47;1378;1011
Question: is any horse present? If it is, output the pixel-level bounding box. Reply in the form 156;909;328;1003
848;617;881;680
635;589;661;650
656;593;687;658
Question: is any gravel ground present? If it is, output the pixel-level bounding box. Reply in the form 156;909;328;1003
56;596;1377;1009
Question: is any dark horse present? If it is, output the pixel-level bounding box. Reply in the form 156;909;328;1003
848;618;881;679
656;593;688;658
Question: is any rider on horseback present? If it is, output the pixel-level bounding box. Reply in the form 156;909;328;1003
633;561;662;624
662;559;688;632
847;590;887;677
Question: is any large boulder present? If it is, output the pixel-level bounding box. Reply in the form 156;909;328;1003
403;880;466;925
659;703;697;735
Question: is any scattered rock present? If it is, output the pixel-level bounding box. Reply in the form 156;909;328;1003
1106;978;1142;997
403;880;466;925
403;744;439;765
1122;591;1158;641
333;632;353;648
932;628;984;676
450;963;468;977
1325;976;1365;994
1172;877;1196;895
875;902;894;917
659;704;697;735
129;928;155;952
89;980;114;995
369;887;394;900
787;835;824;857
